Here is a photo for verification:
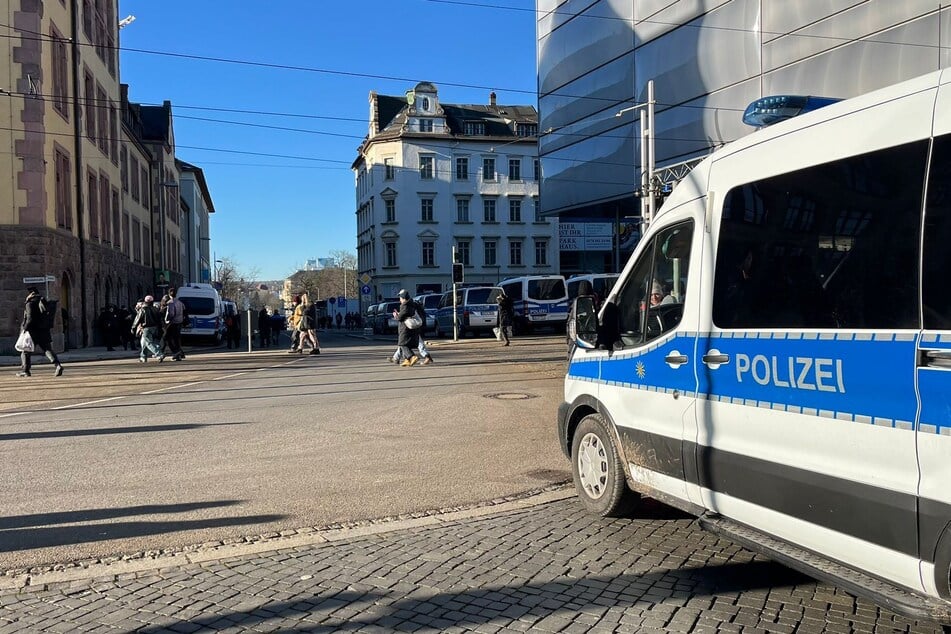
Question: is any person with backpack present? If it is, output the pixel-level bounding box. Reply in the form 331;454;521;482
163;287;186;361
131;295;165;362
16;287;63;377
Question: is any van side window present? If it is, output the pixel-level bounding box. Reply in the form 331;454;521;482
614;221;693;347
924;134;951;329
713;140;928;330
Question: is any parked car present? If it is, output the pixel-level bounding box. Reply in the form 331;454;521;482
364;304;378;331
375;301;401;335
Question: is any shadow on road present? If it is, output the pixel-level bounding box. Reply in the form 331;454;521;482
0;422;247;442
0;500;244;530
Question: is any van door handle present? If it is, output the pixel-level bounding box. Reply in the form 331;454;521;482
702;352;730;365
665;353;688;365
922;349;951;368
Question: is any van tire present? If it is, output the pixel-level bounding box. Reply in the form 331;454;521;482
570;413;638;517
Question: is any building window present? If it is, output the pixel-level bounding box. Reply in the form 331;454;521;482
109;104;118;163
112;187;120;247
100;174;110;243
533;196;545;222
418;96;430;112
484;240;497;266
509;199;522;222
384;158;395;180
140;167;148;203
419;155;434;179
420;198;434;222
482;157;496;182
534;239;548;266
143;223;151;265
122;212;130;256
84;72;95;140
54;148;71;230
385;198;396;223
96;85;108;153
455;157;468;180
120;146;128;191
422;241;435;266
516;123;537;137
457;240;471;266
132;217;141;262
508;158;521;181
87;172;99;239
385;242;397;267
509;240;523;266
533;159;540;181
464;121;485;136
456;198;470;222
483;198;496;222
51;26;68;118
419;118;434;132
130;157;140;202
82;0;93;38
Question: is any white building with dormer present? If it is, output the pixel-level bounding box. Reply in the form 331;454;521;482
352;82;553;308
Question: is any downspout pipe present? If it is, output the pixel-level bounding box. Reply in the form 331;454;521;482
69;0;88;347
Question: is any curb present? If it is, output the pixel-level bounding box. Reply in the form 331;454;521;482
0;487;576;594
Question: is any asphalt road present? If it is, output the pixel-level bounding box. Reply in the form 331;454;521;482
0;332;570;572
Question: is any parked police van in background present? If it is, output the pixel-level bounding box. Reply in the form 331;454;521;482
566;273;619;301
498;275;569;334
177;283;225;345
560;69;951;624
434;286;501;338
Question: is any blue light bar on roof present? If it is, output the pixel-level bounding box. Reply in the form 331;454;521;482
742;95;842;128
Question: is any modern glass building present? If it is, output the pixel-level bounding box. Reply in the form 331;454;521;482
537;0;951;274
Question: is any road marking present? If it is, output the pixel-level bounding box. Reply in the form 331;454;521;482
141;381;204;395
212;372;248;381
52;396;122;410
0;412;26;419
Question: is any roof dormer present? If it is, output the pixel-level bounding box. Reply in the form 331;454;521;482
409;81;439;115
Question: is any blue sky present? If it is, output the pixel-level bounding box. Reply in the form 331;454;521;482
118;0;539;281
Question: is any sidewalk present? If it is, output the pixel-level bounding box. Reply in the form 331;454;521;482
0;488;938;633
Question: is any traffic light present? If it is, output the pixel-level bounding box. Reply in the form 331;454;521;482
452;262;464;284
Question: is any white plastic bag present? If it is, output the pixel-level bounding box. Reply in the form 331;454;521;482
493;326;502;341
15;330;34;353
404;312;423;330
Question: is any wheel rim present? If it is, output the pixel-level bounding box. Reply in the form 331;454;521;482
577;432;609;499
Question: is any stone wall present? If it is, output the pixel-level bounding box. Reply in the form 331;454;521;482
0;226;153;354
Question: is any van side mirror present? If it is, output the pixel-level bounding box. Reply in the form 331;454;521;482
569;296;599;349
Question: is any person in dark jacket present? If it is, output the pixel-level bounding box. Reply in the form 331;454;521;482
258;307;271;348
497;289;515;346
17;287;63;377
394;289;421;366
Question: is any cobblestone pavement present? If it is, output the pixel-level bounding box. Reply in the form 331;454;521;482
0;494;944;633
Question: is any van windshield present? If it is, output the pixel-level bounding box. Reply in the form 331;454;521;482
466;288;497;304
528;279;566;301
179;297;215;315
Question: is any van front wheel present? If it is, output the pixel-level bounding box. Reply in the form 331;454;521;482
571;413;639;517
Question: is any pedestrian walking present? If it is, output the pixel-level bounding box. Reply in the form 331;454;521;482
258;307;272;348
16;287;63;377
497;289;515;346
163;287;186;361
298;293;321;354
394;289;422;366
131;295;165;362
226;310;242;349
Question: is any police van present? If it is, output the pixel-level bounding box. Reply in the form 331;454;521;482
566;273;620;301
561;68;951;623
177;283;225;344
498;275;569;334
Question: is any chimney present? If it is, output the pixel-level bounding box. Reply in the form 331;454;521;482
489;91;497;107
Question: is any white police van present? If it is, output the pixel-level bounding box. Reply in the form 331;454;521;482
561;68;951;624
498;275;569;334
566;273;619;301
177;283;225;344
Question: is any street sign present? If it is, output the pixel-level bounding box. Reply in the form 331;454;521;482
359;273;371;285
22;275;55;283
329;297;336;305
337;297;347;309
361;284;371;295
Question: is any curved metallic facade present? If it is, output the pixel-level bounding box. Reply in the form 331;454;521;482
537;0;951;218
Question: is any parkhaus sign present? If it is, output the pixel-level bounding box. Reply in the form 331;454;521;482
558;222;613;251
